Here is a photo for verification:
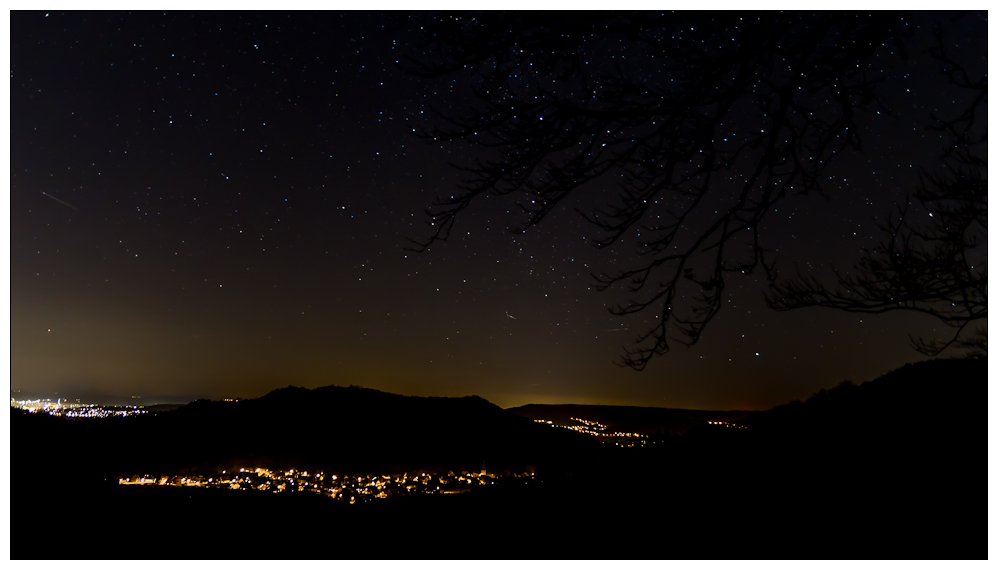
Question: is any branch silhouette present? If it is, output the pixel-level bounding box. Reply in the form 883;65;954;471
768;17;987;356
767;154;987;356
399;11;983;368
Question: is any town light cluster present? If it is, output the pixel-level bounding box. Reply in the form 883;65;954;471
119;467;535;504
707;421;748;429
534;417;649;447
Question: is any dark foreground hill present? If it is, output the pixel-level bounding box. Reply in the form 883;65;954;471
11;358;986;559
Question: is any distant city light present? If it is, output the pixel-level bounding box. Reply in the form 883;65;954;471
11;398;147;418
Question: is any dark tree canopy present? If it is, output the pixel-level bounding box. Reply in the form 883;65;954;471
767;42;987;356
768;162;986;356
400;11;986;369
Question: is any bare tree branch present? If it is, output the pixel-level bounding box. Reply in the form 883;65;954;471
399;11;984;368
767;19;987;356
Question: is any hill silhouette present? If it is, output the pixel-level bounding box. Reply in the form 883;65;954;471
501;357;986;558
11;358;985;558
13;384;604;483
648;357;986;558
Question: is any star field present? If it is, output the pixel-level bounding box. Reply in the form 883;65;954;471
10;11;987;410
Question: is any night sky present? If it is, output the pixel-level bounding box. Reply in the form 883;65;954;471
10;11;987;410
